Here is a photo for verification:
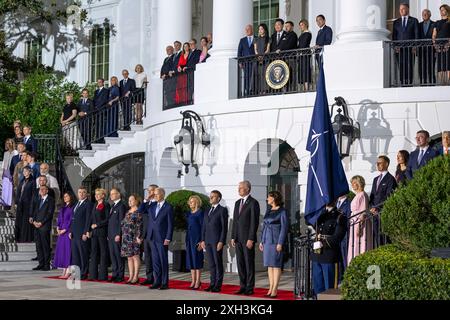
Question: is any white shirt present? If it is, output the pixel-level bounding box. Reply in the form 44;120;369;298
377;170;388;182
40;194;48;203
419;146;429;153
24;135;31;143
113;199;121;206
134;72;147;88
240;194;250;204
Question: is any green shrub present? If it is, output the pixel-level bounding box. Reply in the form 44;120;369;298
382;156;450;255
342;245;450;300
165;190;210;232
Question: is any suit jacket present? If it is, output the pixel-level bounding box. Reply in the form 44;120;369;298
277;31;298;51
146;201;174;242
316;25;333;46
32;196;55;232
77;98;94;115
187;49;202;69
369;172;397;211
93;87;110;109
231;195;260;243
89;201;111;237
238;36;256;57
270;31;286;52
16;178;36;215
160;55;175;77
9;154;21;176
70;199;93;237
172;51;182;72
418;20;435;39
24;136;38;153
108;200;127;239
119;78;137;97
406;147;439;179
393;16;419;41
138;200;156;239
201;204;228;245
261;208;288;245
34;187;55;201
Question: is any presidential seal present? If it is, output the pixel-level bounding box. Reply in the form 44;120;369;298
265;60;290;90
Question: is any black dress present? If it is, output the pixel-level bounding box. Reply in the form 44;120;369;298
298;31;312;84
395;167;408;185
253;36;270;93
15;177;36;242
435;20;450;72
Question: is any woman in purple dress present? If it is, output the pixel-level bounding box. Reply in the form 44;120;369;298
53;192;75;278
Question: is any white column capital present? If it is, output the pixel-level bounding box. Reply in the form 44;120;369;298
337;0;390;43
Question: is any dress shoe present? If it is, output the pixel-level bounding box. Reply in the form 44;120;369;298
108;277;116;283
211;287;221;293
234;288;246;294
150;284;161;290
140;279;153;285
31;257;38;261
32;266;43;271
269;295;278;299
204;286;213;292
114;278;124;283
159;285;169;290
244;290;254;296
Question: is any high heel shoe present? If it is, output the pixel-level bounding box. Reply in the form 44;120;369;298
130;279;139;285
193;282;202;290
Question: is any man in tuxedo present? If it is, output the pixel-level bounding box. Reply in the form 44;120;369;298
231;181;260;295
188;39;202;69
30;185;55;271
23;125;38;154
138;184;158;285
69;186;93;280
406;130;439;179
120;69;136;130
147;187;174;290
77;88;94;149
238;24;256;96
271;19;286;52
201;190;228;292
440;131;449;156
393;3;419;86
93;78;110;142
336;194;351;280
315;15;333;65
108;188;127;282
418;9;435;85
369;155;398;246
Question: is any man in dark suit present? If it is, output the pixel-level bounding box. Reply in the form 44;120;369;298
93;78;110;142
36;176;55;200
108;188;127;283
201;190;228;292
77;88;94;149
406;130;439;179
138;184;158;285
120;69;137;130
161;46;175;79
369;155;398;246
315;14;333;66
187;38;202;69
172;41;182;74
336;194;351;280
270;19;287;52
238;24;256;96
393;3;419;85
69;186;93;280
231;181;260;296
31;185;55;271
279;21;298;51
147;187;174;290
23;125;38;154
161;46;176;108
418;9;435;85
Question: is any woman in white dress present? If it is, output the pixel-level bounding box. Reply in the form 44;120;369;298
1;139;18;209
134;64;147;125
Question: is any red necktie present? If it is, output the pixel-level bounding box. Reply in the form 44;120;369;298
239;199;244;214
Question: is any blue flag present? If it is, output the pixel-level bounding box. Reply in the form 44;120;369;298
304;67;349;225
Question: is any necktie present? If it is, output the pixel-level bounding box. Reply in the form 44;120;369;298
248;37;252;47
239;199;244;214
39;198;45;209
277;33;281;44
423;23;428;36
376;174;383;191
83;98;87;104
208;206;215;217
124;79;127;85
403;17;407;29
74;201;81;212
417;149;425;165
155;203;161;218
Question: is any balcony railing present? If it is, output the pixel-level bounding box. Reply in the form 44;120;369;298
162;69;195;110
387;38;450;87
237;47;322;99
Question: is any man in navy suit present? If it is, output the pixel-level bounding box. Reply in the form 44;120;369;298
393;3;419;85
418;9;436;85
238;24;255;96
69;186;93;280
77;88;94;149
26;151;40;179
147;188;174;290
369;155;398;246
315;15;333;65
187;39;202;69
108;188;127;282
93;78;110;142
161;46;176;108
336;194;351;280
440;131;449;156
406;130;439;179
172;41;182;74
31;185;55;271
23;125;38;154
120;70;137;130
270;19;287;52
201;190;228;292
138;184;158;285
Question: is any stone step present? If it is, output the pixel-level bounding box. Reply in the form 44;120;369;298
130;124;144;132
317;288;342;301
91;143;110;151
78;150;96;158
0;218;15;226
0;226;15;235
0;251;36;262
0;235;15;243
0;260;40;272
0;243;36;253
104;137;123;145
118;130;136;138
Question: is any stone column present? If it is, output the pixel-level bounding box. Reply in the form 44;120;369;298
336;0;389;43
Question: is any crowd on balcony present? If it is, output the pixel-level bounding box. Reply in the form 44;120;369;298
61;64;148;152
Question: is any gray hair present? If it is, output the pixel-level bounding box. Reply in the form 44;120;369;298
351;175;366;189
155;187;166;197
239;180;252;192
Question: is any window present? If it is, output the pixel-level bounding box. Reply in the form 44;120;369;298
89;25;110;83
387;0;410;37
25;36;43;65
253;0;279;34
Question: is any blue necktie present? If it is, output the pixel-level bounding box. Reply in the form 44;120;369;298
248;37;252;47
39;198;45;209
402;17;407;30
418;149;425;165
155;203;161;218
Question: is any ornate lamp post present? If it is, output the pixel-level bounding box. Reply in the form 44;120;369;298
331;97;361;159
173;110;210;176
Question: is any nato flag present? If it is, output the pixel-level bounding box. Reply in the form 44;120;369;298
304;67;349;225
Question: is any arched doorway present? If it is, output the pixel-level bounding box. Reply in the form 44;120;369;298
82;153;145;200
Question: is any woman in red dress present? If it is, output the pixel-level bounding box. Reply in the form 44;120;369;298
175;42;191;105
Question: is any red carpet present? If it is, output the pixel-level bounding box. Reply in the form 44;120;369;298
46;276;296;300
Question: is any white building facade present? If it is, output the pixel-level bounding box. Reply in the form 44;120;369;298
12;0;450;271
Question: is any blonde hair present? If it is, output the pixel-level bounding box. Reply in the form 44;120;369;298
95;188;107;198
5;138;16;151
110;76;118;85
135;64;144;73
188;195;202;209
351;175;366;189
